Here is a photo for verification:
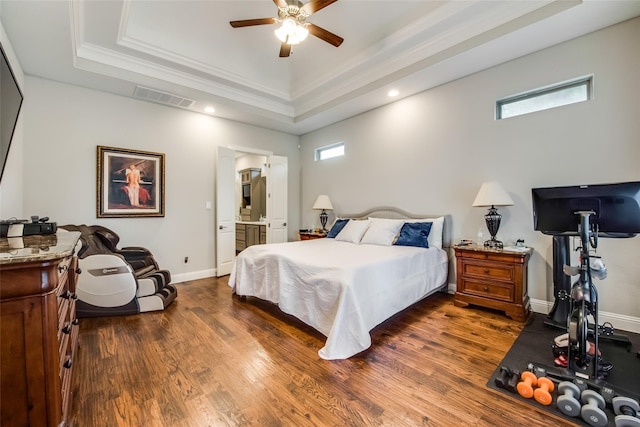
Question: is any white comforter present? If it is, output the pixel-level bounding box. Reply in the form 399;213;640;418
228;239;448;360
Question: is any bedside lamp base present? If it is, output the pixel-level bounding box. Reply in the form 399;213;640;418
484;239;504;249
319;209;328;232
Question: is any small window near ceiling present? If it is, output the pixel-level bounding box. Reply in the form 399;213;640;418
496;76;592;120
315;142;345;161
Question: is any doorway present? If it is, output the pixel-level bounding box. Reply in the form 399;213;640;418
215;146;288;276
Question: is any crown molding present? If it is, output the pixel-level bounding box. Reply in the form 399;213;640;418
73;42;295;117
117;0;291;102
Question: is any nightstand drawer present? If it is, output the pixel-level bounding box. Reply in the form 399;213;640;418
460;279;514;303
299;232;326;240
462;261;514;282
459;250;522;264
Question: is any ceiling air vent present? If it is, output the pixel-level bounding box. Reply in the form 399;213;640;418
133;86;195;109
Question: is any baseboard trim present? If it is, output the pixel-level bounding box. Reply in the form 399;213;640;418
530;298;640;334
172;269;216;284
446;282;456;294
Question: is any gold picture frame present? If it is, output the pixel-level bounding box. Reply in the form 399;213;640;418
97;146;165;218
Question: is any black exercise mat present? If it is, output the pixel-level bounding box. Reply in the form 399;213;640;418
487;313;640;426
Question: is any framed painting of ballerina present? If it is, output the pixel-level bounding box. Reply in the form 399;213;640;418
97;146;165;218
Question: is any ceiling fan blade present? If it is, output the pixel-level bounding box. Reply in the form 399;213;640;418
273;0;288;8
307;23;343;47
279;42;292;58
301;0;338;15
230;18;276;28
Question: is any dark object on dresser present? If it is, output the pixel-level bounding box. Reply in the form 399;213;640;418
0;218;57;237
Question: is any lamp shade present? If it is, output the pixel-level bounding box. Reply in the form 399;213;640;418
312;195;333;210
472;181;514;207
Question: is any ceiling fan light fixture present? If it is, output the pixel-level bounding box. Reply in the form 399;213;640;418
232;0;342;57
274;18;295;42
274;17;308;45
292;24;309;43
274;27;287;43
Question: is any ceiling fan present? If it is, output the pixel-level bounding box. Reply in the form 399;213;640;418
230;0;344;58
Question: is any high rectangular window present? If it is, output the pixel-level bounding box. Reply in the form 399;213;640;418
496;77;592;119
315;142;344;161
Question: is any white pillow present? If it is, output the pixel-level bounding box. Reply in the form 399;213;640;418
360;218;404;246
335;219;371;244
404;216;445;249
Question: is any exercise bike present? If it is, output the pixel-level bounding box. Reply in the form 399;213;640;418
563;210;608;379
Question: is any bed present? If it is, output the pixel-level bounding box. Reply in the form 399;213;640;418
228;207;451;360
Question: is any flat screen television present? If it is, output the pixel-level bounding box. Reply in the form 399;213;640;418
532;181;640;238
0;42;24;183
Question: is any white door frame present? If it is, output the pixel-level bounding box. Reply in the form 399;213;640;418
215;146;237;277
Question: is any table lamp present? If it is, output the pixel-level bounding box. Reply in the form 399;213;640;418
472;181;514;248
312;195;333;232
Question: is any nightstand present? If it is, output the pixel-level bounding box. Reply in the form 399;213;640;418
453;244;533;321
299;231;326;240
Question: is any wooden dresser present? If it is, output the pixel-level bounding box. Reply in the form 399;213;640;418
0;231;81;426
453;244;533;321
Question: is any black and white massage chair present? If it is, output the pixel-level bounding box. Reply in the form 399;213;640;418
60;225;177;317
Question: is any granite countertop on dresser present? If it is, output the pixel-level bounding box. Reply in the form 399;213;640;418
0;231;80;264
453;243;533;255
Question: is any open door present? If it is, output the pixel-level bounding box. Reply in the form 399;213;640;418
216;146;236;276
267;155;288;243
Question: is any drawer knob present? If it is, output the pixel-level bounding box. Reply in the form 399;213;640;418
484;269;489;274
63;357;72;369
58;265;69;273
75;267;82;274
483;286;489;292
61;323;72;334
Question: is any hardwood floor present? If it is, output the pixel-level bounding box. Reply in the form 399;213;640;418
69;277;576;427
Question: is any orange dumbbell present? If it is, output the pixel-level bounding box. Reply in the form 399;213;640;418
517;371;538;398
534;377;555;406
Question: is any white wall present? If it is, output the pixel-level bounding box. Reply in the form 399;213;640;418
0;21;24;218
21;77;300;280
300;18;640;321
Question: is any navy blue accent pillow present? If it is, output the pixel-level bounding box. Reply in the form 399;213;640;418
326;219;349;238
394;222;432;248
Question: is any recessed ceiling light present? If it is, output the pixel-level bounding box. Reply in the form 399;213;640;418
204;106;215;114
388;90;399;97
